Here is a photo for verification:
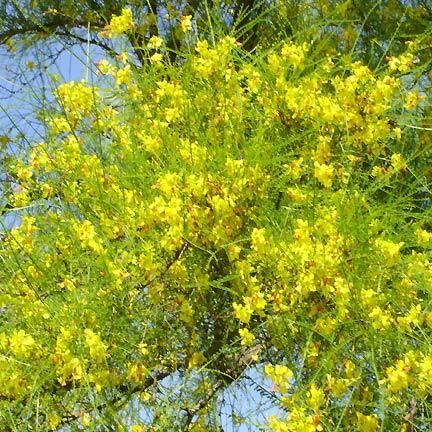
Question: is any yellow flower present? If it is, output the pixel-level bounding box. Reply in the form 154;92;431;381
396;304;422;332
179;299;194;326
388;52;414;73
81;413;91;427
148;36;163;49
58;357;83;385
104;8;134;38
251;228;267;253
95;59;114;75
371;165;387;177
264;364;293;393
233;302;253;323
280;41;308;67
374;238;403;266
47;413;62;430
356;412;379;432
127;362;148;383
188;352;206;369
385;361;410;393
314;161;334;188
150;52;163;65
268;416;289;432
56;81;95;117
390;153;407;172
59;278;76;292
115;64;132;85
285;157;304;180
239;328;255;346
76;220;104;253
314;135;332;163
326;374;351;397
138;133;161;153
287;187;307;203
369;306;392;330
84;329;107;364
180;15;192;33
14;163;33;182
9;330;35;357
416;228;432;245
307;384;325;410
250;291;267;313
315;317;336;337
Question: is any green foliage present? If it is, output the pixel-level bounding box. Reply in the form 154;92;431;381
1;3;432;432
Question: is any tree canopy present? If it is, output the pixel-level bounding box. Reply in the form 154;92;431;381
1;2;432;431
1;1;432;72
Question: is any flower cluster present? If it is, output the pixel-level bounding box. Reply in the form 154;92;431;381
102;8;134;38
0;35;429;430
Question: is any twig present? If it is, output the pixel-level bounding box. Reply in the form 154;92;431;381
135;242;189;300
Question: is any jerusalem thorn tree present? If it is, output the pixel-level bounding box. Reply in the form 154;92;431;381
1;6;432;432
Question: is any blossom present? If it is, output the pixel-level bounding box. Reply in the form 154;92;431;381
390;153;407;172
314;161;334;188
103;8;134;38
84;329;107;364
180;15;192;33
9;330;35;357
356;413;379;432
148;35;164;49
239;328;255;346
265;364;293;393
